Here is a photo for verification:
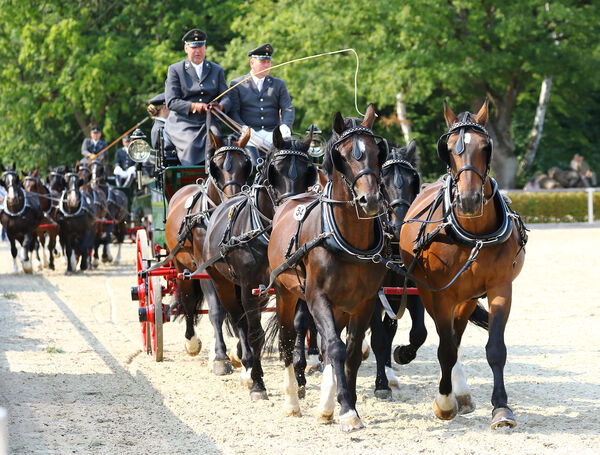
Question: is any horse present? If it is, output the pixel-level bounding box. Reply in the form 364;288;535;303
399;100;527;429
266;104;387;431
56;170;96;273
202;126;318;400
0;164;43;273
164;128;253;365
23;169;60;270
89;160;129;264
46;165;68;263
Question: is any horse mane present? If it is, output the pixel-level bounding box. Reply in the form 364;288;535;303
388;141;419;169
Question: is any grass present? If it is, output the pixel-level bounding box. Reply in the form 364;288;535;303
2;292;17;300
44;346;65;354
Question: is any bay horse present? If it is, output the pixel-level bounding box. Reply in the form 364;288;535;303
90;160;129;264
56;170;96;273
266;104;387;431
164;128;252;365
0;164;43;273
23;170;60;270
202;126;318;400
399;100;527;429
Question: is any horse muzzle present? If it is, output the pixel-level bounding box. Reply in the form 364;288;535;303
356;192;381;217
456;190;482;216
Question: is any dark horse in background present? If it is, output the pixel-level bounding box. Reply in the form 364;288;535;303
165;128;253;362
56;171;96;273
23;169;60;271
203;126;318;400
0;164;43;273
267;105;387;431
400;100;527;429
90;160;129;264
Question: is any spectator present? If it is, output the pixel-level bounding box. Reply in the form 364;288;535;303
570;153;597;186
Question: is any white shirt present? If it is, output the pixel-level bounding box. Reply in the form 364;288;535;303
190;61;203;81
252;74;265;92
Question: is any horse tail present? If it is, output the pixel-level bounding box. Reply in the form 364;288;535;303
169;281;204;324
468;300;489;330
263;311;280;355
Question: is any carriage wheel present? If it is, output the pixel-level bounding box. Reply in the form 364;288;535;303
147;275;164;362
136;229;152;354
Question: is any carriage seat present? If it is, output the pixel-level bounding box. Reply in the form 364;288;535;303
163;144;180;167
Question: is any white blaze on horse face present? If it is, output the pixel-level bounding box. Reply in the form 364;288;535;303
357;139;366;156
318;364;337;415
464;133;472;144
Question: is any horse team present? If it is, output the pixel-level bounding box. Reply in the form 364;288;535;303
158;100;526;432
0;160;129;274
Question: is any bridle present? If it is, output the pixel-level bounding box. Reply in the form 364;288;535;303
265;148;316;205
208;145;252;200
380;154;420;217
1;170;31;217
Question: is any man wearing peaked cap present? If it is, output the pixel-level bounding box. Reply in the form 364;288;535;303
147;92;173;151
81;125;108;163
228;43;295;164
163;28;232;165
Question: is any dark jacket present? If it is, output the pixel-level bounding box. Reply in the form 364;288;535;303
81;138;108;162
228;73;294;131
115;147;135;170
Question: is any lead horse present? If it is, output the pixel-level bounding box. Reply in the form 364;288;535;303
399;100;527;429
266;104;386;431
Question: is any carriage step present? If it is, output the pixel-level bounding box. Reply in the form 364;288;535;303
251;286;419;296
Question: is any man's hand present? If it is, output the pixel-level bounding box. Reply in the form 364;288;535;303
191;102;208;114
208;101;223;112
88;153;97;160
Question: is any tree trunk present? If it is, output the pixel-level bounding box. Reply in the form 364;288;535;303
518;76;552;177
487;85;520;189
395;92;412;144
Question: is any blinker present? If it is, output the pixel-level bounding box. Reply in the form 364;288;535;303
288;156;298;180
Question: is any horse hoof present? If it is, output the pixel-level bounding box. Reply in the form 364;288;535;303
385;366;399;387
433;396;458;420
361;340;370;361
305;363;323;375
91;258;99;268
374;388;392;400
250;390;269;401
457;394;476;415
284;406;302;417
393;344;417;365
297;385;306;400
339;410;364;432
184;336;201;356
212;359;233;376
316;410;334;424
228;350;242;369
491;407;517;430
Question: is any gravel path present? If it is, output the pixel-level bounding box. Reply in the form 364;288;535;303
0;226;599;454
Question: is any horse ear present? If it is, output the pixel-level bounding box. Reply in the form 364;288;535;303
443;100;458;128
302;128;313;147
361;103;376;129
333;112;345;135
474;98;489;125
33;169;38;177
273;125;285;149
407;139;417;159
237;127;252;149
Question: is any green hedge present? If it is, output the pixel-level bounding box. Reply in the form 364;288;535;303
506;190;600;223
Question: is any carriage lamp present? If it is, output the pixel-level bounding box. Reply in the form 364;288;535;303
306;124;325;158
128;129;152;163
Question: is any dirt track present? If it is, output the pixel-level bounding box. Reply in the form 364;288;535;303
1;226;599;455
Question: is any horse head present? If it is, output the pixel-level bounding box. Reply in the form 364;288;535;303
47;165;67;193
76;162;92;187
380;139;420;238
205;128;253;200
437;99;492;216
323;103;385;217
262;126;318;205
90;160;106;183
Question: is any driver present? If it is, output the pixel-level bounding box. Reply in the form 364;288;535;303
164;28;232;165
113;136;136;186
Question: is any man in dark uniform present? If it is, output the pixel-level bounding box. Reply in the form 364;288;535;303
228;43;295;163
147;93;172;151
113;136;136;186
81;126;108;163
164;28;232;165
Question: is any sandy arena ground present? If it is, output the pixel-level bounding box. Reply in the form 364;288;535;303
0;225;599;454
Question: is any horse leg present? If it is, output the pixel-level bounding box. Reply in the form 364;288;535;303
113;224;124;265
22;230;34;274
311;294;362;431
450;299;478;416
369;303;392;399
278;288;302;416
305;312;323;374
202;279;233;375
486;285;517;429
9;236;19;274
242;289;268;401
394;295;428;365
33;234;43;271
293;299;308;398
48;231;56;271
432;301;459;421
102;224;113;263
63;236;73;275
174;278;202;356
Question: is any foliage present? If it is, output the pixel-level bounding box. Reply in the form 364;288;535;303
0;0;598;188
507;190;600;223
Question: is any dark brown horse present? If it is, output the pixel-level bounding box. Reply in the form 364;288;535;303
266;104;387;431
0;164;43;273
399;100;527;429
23;170;60;270
203;126;318;400
164;128;252;362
